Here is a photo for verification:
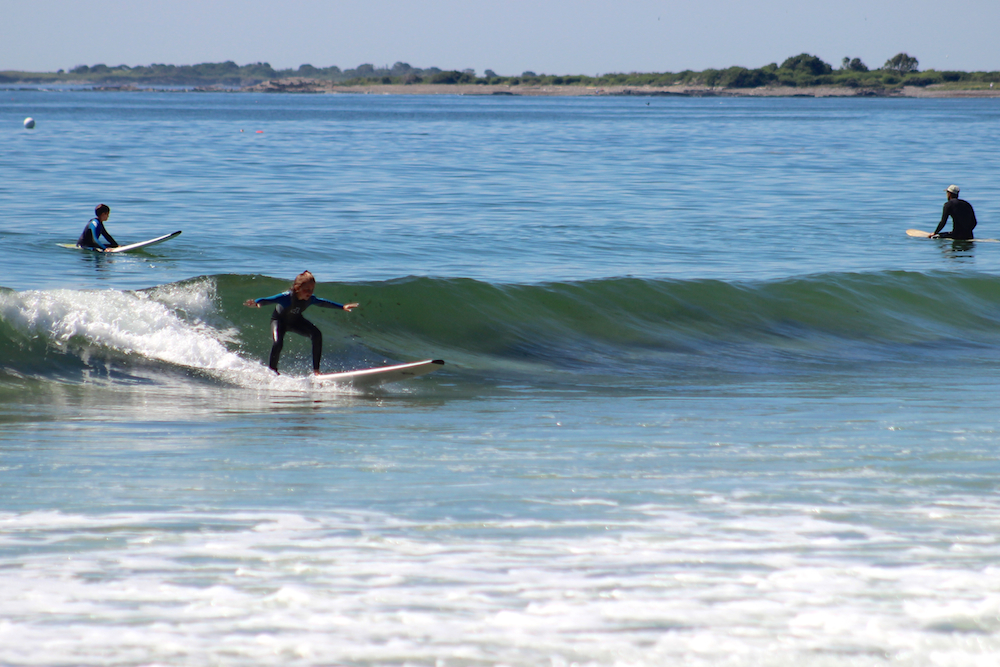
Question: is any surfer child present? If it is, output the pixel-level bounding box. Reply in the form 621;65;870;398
77;204;119;250
244;271;359;375
931;185;977;240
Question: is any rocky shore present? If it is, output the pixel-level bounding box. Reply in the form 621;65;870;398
243;78;1000;98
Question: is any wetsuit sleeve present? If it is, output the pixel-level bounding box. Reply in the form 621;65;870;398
100;225;119;247
254;292;290;306
933;203;950;236
309;295;346;309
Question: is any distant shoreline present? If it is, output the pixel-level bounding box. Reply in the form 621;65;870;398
246;81;1000;98
8;80;999;98
8;55;999;97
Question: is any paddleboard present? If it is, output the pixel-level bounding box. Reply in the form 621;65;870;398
906;229;997;242
314;359;445;388
58;230;182;253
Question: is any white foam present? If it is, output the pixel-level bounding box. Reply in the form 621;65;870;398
0;282;381;394
2;505;1000;665
2;282;251;370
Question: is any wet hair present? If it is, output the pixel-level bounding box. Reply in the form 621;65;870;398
292;271;316;294
95;204;110;216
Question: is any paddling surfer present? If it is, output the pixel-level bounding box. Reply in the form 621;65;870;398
77;204;120;250
931;185;977;240
244;271;359;375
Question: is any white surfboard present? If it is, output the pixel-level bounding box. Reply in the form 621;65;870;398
314;359;445;388
58;230;182;253
906;229;997;242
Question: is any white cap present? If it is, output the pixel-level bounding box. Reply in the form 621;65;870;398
945;184;960;194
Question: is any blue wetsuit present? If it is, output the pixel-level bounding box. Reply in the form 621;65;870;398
77;217;119;250
253;291;347;372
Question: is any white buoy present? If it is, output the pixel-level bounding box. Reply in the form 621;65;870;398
24;117;35;129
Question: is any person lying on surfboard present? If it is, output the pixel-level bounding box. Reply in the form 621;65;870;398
244;271;359;375
931;185;977;240
76;204;120;250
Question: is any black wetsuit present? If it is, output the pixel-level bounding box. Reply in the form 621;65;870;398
933;198;977;239
253;291;346;372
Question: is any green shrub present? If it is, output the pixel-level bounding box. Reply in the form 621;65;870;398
904;74;940;87
780;54;833;76
429;70;474;84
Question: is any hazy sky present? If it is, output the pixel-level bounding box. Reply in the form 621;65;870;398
3;0;998;75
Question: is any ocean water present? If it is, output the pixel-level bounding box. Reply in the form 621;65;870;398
3;90;1000;665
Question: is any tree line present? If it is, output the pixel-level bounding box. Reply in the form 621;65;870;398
3;54;999;88
0;61;450;86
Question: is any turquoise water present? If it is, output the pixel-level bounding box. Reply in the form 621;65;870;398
3;91;1000;665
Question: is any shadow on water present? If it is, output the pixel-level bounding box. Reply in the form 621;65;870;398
70;246;179;277
76;251;116;273
939;239;976;262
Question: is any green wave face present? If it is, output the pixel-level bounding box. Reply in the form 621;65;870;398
3;271;1000;386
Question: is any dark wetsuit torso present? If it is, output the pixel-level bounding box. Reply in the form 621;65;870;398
77;217;118;249
253;291;345;372
934;198;977;239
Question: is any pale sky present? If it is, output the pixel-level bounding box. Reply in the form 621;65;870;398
3;0;998;75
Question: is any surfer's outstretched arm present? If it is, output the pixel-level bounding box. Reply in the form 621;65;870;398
310;295;358;312
245;292;289;308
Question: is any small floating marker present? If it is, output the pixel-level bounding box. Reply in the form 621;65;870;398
23;117;35;129
256;130;263;133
